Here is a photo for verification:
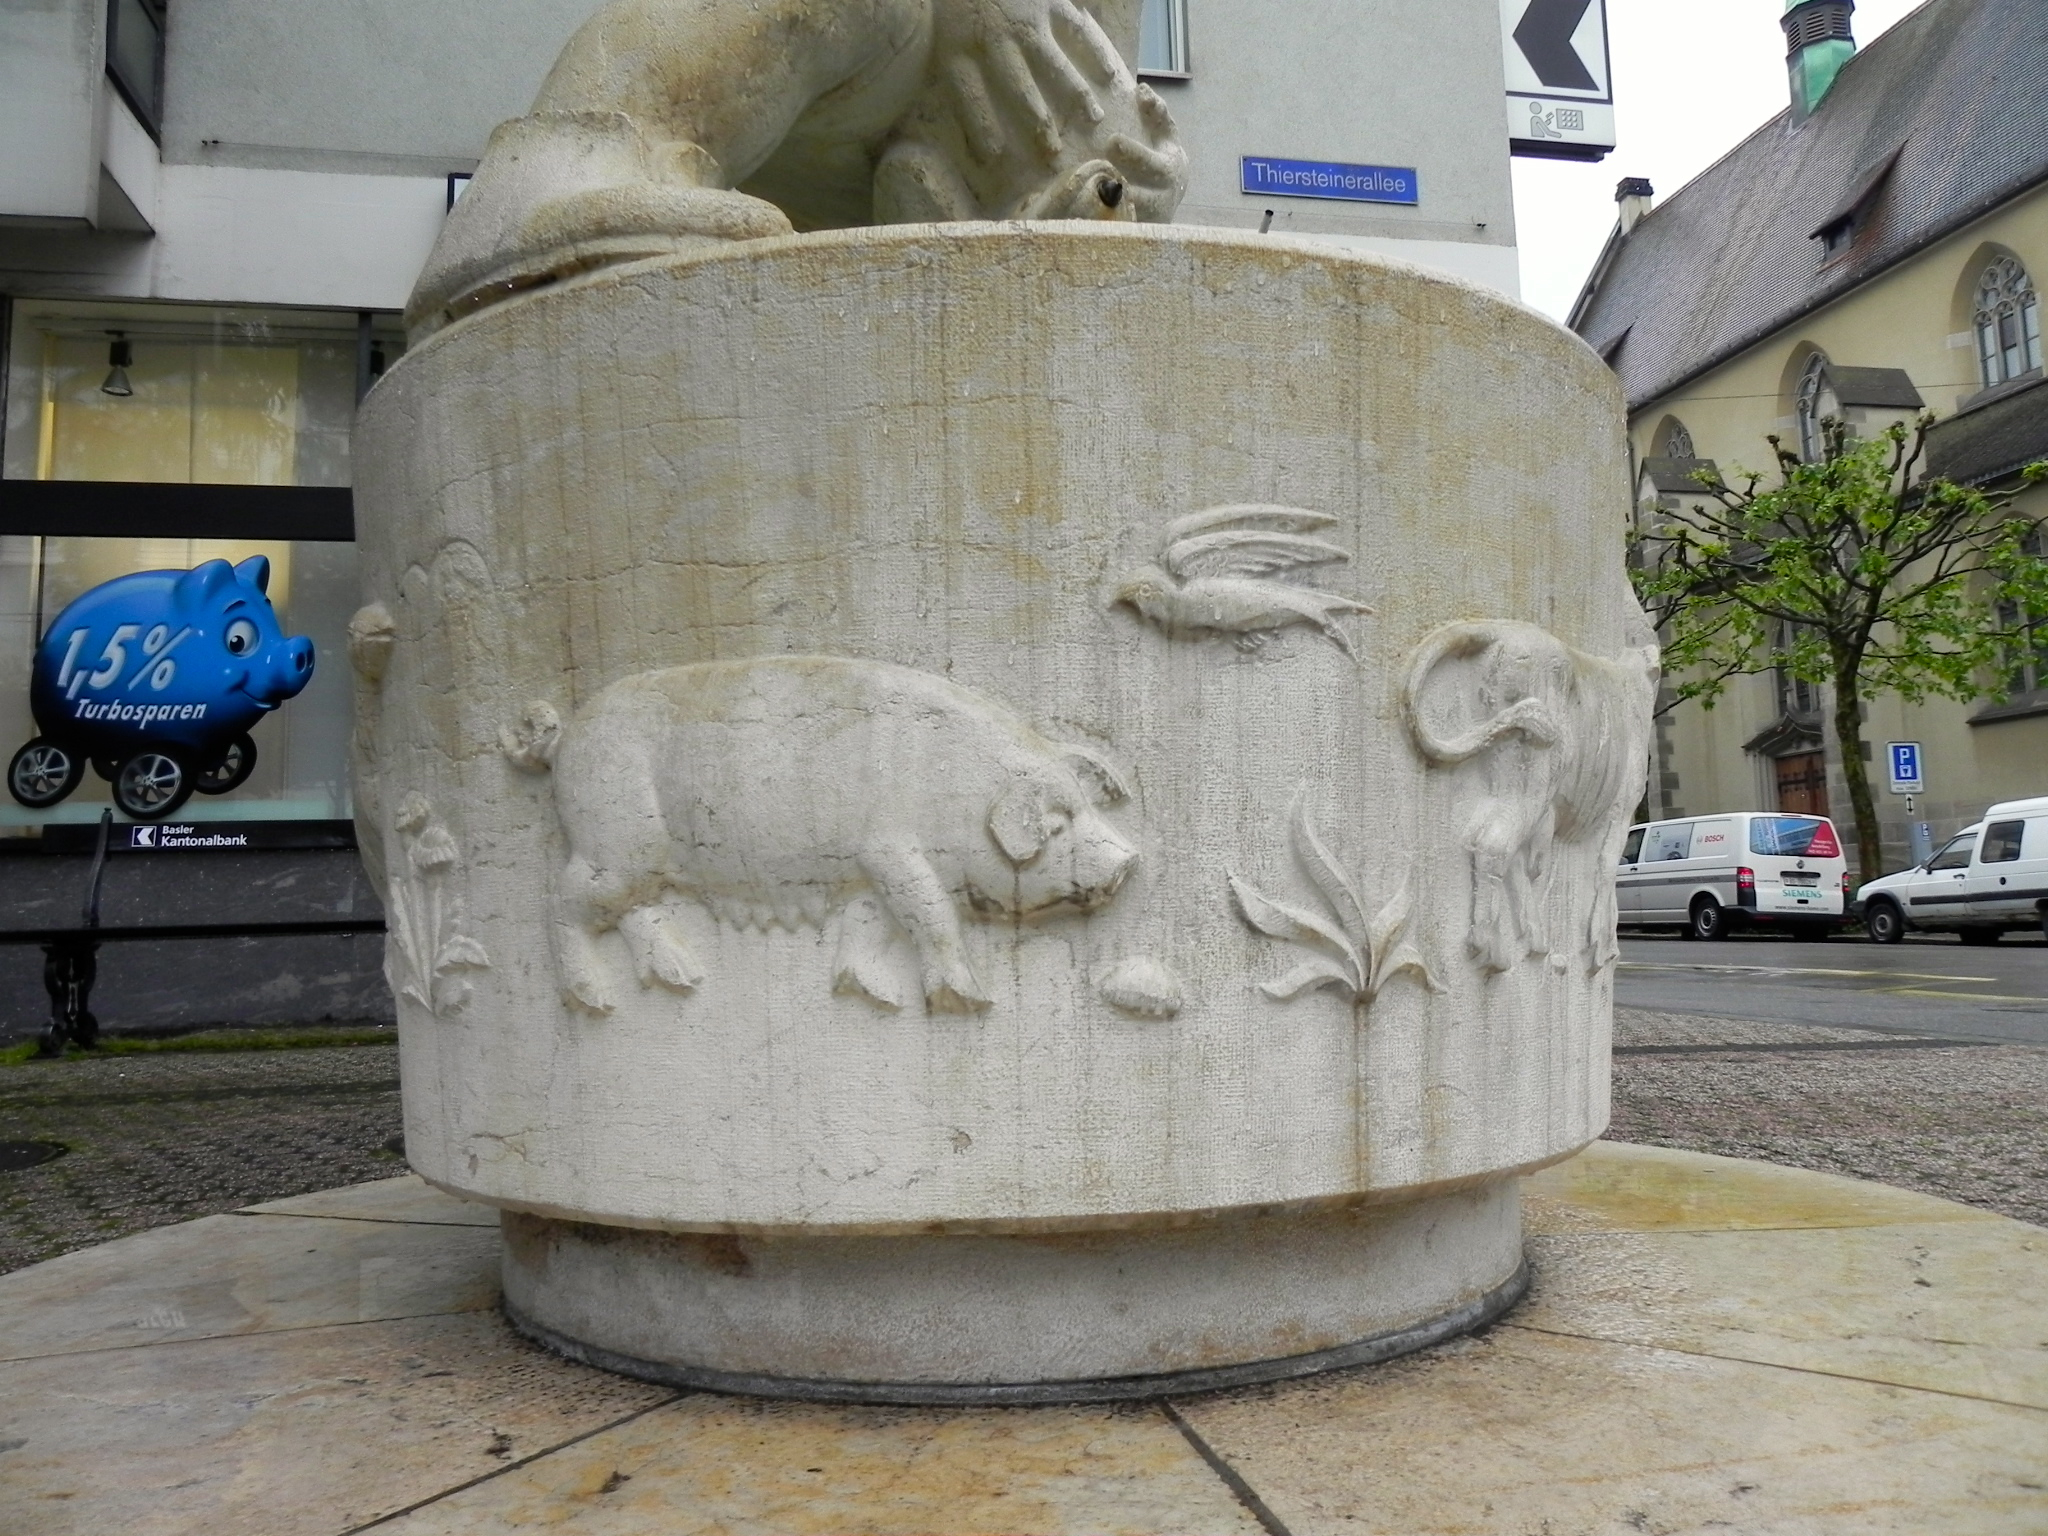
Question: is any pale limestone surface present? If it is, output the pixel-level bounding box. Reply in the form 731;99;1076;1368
407;0;1185;334
1;1146;2044;1535
353;224;1652;1243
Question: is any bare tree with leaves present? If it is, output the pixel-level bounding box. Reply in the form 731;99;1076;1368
1633;416;2048;881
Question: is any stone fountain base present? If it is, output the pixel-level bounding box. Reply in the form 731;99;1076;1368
497;1181;1524;1402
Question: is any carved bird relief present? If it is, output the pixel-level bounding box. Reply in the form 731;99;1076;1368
1113;506;1371;659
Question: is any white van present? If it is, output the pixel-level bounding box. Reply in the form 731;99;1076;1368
1616;812;1849;940
1856;795;2048;944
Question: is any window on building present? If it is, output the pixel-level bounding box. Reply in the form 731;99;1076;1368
1974;255;2043;388
2;300;403;830
1657;419;1695;459
105;0;168;136
1992;526;2048;703
1138;0;1189;76
1794;351;1836;462
1772;619;1820;719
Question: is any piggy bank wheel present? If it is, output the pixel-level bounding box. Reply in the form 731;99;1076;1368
10;739;84;808
112;749;194;821
195;734;258;795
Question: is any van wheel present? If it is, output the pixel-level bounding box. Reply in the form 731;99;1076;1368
1865;900;1906;944
1958;926;2004;946
1689;898;1729;941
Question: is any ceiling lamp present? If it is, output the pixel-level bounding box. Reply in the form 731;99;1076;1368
101;333;134;397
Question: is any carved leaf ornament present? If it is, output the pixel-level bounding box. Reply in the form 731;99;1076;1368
1230;788;1437;1008
385;793;491;1015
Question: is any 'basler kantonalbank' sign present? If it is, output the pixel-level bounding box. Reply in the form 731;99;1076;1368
1240;157;1419;206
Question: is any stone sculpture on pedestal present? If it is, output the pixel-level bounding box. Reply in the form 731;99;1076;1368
352;0;1655;1402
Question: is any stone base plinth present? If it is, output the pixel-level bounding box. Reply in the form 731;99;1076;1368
497;1182;1523;1403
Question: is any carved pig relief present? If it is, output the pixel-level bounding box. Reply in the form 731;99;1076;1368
514;657;1139;1016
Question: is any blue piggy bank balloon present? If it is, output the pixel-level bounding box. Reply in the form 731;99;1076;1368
10;557;315;821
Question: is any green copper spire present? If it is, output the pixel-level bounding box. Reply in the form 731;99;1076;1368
1783;0;1857;118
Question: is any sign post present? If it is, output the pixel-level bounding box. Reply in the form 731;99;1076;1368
1501;0;1615;161
1887;743;1932;864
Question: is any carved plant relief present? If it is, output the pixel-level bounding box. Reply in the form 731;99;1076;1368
1403;620;1655;976
1231;787;1436;1009
385;793;491;1015
1114;505;1371;659
513;657;1138;1017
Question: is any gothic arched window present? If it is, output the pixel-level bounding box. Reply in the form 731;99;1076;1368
1975;256;2043;387
1794;351;1834;462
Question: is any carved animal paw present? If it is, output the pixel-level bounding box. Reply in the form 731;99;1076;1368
620;907;704;993
832;896;910;1011
925;974;994;1015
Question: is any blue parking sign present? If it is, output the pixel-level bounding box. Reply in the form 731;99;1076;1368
1886;741;1923;793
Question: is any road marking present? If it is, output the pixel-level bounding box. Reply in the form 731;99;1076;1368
1617;962;1994;983
1870;987;2048;1003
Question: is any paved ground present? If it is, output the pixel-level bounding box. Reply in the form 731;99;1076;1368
1;1008;2041;1275
7;1145;2043;1536
1611;1007;2048;1228
1617;931;2048;1043
0;1040;402;1274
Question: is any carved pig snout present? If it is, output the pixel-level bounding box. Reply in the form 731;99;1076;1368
1062;815;1139;911
988;780;1140;917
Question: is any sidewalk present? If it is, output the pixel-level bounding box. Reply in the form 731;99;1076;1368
1;1144;2041;1534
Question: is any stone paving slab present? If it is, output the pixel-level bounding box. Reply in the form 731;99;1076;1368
0;1208;500;1362
0;1143;2043;1536
375;1395;1267;1536
244;1174;499;1227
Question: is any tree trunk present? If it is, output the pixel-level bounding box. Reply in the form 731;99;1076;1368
1831;668;1882;885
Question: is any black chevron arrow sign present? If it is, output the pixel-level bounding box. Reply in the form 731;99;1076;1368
1514;0;1598;91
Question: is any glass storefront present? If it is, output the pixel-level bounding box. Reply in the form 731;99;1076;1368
1;299;400;834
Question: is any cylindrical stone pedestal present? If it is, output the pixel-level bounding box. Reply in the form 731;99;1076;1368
352;223;1653;1401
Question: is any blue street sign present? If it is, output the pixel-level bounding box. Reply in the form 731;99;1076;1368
1886;741;1923;793
1240;157;1419;206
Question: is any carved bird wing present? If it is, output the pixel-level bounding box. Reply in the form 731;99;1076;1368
1162;530;1351;582
1157;505;1351;581
1160;504;1339;543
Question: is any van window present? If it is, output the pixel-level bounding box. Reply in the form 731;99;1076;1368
1620;828;1645;863
1749;816;1840;857
1690;820;1735;858
1643;823;1692;861
1929;833;1976;871
1982;820;2026;863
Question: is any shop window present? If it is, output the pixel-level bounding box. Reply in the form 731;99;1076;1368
2;301;402;833
1974;255;2043;388
106;0;168;136
1138;0;1189;76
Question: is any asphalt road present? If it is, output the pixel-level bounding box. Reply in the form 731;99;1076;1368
1616;931;2048;1045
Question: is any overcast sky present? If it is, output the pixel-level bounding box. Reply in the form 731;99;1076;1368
1512;0;1929;320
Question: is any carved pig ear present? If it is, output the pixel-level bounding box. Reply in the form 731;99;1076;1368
1059;744;1131;806
234;555;272;594
174;559;238;607
989;781;1054;865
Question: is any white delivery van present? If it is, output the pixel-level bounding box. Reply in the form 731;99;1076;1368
1856;795;2048;944
1616;812;1849;940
